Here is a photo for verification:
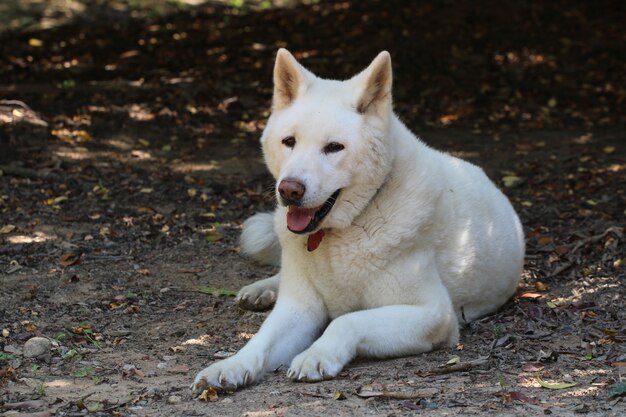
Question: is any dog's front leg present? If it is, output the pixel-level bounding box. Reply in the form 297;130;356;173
288;302;459;382
235;273;280;311
191;277;326;394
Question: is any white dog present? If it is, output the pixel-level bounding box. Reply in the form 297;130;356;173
192;49;524;393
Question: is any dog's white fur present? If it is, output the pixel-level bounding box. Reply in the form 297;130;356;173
192;49;524;393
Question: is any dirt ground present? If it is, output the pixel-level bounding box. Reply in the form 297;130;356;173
1;1;625;416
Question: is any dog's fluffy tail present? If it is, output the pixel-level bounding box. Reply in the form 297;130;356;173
240;212;281;266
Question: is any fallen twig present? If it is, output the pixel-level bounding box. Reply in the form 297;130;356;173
550;262;573;277
297;390;329;399
418;356;490;376
355;384;439;399
0;165;59;180
0;99;34;111
83;254;132;262
370;388;438;400
569;226;622;255
2;400;47;410
99;396;137;413
1;412;52;417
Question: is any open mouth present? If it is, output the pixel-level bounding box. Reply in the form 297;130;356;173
286;189;341;234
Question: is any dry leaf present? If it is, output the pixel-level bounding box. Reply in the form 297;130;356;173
168;345;186;353
446;355;460;365
205;231;222;242
537;237;553;246
168;364;190;374
75;130;92;141
519;292;542;299
60;252;81;267
536;375;577;389
120;50;140;59
22;321;37;332
137;207;155;214
355;382;388;398
502;175;521;187
333;391;346;400
71;324;92;334
522;362;544;372
0;366;16;380
0;225;16;234
198;387;219;402
504;390;541;405
46;196;68;205
177;268;204;273
122;365;144;379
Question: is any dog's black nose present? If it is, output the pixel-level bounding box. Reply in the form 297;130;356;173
278;178;305;204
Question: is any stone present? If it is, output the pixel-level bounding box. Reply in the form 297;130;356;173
23;337;50;358
167;395;182;404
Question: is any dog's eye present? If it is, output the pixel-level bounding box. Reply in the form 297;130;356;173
323;142;345;154
282;136;296;148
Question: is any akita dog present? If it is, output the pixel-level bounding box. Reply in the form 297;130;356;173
191;49;524;393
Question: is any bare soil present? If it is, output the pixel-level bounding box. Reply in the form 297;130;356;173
1;1;625;416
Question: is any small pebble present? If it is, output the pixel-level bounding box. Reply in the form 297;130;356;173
213;350;234;359
23;337;51;358
167;395;182;404
3;344;21;355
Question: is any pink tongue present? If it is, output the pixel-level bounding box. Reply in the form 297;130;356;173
287;206;318;232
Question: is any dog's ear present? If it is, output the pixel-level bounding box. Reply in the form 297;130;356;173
354;51;392;114
273;49;314;111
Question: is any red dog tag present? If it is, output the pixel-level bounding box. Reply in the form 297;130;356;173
307;229;325;251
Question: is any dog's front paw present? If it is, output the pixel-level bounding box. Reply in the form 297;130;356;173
191;358;255;395
236;281;276;312
287;346;345;382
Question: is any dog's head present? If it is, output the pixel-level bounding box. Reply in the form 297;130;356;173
261;49;395;234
